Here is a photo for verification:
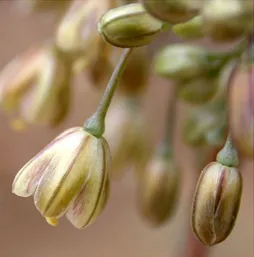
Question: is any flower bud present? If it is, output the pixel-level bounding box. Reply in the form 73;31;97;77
104;97;149;179
183;103;227;147
229;63;254;158
12;127;110;228
138;152;180;226
98;3;163;48
172;16;204;40
55;0;109;59
202;0;253;42
191;162;242;246
141;0;201;24
154;44;209;80
177;76;218;105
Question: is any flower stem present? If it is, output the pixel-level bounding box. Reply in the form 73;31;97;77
216;133;239;167
157;85;177;159
84;48;133;137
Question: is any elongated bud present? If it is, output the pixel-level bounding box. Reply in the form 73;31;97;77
141;0;201;24
98;3;163;48
229;62;254;158
172;16;204;40
55;0;109;59
138;151;180;227
191;162;242;246
0;47;44;112
202;0;253;42
155;44;209;80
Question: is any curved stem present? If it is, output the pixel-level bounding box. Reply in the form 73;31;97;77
84;48;133;137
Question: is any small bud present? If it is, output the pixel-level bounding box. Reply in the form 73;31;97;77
55;0;109;59
191;162;242;246
202;0;253;42
98;3;163;48
177;76;218;105
104;97;149;179
12;127;110;228
138;152;180;226
141;0;201;24
154;44;208;80
229;64;254;158
172;16;204;40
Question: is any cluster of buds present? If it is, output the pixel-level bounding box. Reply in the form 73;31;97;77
7;0;253;253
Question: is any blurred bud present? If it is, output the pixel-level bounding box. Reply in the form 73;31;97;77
229;63;254;158
12;127;110;229
55;0;109;60
202;0;253;42
141;0;201;24
110;46;150;95
172;16;204;40
19;46;72;126
138;150;180;226
104;97;150;179
183;102;227;147
192;162;242;246
0;47;44;112
155;44;209;80
0;45;72;128
177;76;218;105
98;3;163;48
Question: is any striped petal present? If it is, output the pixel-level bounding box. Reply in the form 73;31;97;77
12;127;82;197
34;130;103;218
66;138;110;228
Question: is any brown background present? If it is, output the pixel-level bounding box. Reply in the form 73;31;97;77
0;1;253;257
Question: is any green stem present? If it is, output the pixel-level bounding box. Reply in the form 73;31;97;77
157;85;177;159
84;48;133;137
216;133;239;167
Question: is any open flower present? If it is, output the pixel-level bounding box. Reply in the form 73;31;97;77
12;127;110;229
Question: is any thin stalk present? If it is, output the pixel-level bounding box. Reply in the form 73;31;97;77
84;48;133;137
157;85;177;158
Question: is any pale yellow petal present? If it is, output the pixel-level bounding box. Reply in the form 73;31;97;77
34;130;101;218
66;138;110;228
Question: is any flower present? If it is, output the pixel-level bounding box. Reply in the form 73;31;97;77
191;162;242;246
12;127;110;229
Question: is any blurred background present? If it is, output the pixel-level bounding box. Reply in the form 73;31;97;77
0;1;253;257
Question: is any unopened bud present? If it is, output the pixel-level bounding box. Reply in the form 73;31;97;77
172;16;204;40
155;44;209;80
138;151;180;226
191;162;242;246
98;3;163;48
141;0;201;24
202;0;253;42
177;76;218;105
